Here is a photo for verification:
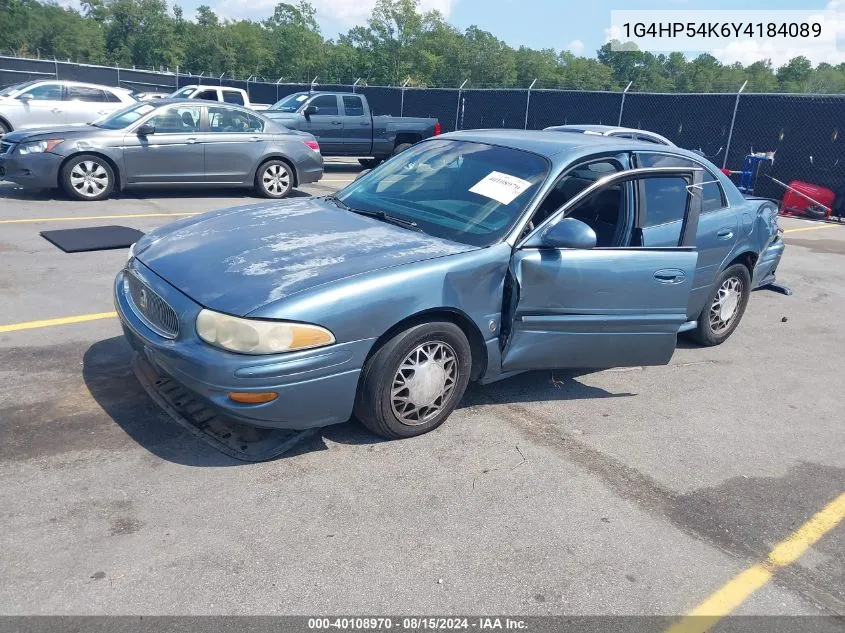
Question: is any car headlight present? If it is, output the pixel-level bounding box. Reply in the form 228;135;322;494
195;309;335;355
17;139;63;155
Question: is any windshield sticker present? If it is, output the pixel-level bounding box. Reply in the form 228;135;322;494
469;171;532;205
295;95;308;102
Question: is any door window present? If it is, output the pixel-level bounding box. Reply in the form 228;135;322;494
639;177;690;246
222;90;245;105
147;106;202;133
208;106;264;133
19;83;62;100
342;95;365;116
636;153;726;213
310;95;339;115
66;86;109;102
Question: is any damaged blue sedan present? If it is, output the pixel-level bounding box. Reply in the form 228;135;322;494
115;130;785;440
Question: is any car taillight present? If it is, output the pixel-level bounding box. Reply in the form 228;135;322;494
303;140;320;152
434;122;441;136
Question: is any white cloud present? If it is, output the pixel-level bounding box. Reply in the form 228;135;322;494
566;39;585;55
212;0;455;33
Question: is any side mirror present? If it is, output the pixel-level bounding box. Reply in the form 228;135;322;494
355;169;371;181
18;93;33;102
136;123;155;137
529;217;597;250
302;105;318;118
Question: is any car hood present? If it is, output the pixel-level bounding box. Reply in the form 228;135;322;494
136;197;477;316
2;125;102;143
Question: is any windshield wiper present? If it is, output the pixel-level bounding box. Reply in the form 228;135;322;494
325;196;421;232
349;208;421;231
324;195;351;210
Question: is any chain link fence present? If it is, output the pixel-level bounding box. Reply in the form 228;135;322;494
3;54;845;198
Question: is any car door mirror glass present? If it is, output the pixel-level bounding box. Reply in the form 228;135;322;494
535;218;597;249
137;123;155;136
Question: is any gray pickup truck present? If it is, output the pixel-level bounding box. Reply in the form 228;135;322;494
263;91;440;167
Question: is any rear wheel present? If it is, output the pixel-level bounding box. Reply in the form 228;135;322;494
61;154;115;201
392;142;413;156
354;322;472;439
692;263;751;346
255;160;293;199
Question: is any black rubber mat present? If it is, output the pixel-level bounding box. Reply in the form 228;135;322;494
40;225;144;253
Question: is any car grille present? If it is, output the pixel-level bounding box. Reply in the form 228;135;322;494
125;271;179;339
0;141;13;155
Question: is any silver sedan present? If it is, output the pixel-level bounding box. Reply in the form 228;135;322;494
0;99;323;200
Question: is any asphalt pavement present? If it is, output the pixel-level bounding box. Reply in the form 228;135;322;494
0;160;843;620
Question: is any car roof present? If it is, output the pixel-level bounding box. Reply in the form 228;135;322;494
31;79;133;94
439;128;700;163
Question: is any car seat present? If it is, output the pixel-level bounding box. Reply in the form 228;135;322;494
181;111;196;130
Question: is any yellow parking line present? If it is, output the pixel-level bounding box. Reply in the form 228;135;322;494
0;311;117;333
0;212;199;225
666;491;845;633
782;224;839;234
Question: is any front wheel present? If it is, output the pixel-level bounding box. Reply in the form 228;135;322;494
255;160;293;199
692;263;751;346
61;155;115;201
354;322;472;439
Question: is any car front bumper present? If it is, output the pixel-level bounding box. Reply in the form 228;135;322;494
0;151;61;189
114;260;371;431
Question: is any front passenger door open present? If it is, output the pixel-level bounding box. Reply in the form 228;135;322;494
501;167;703;372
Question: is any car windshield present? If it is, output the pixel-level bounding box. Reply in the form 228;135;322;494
269;92;309;112
337;139;550;247
0;81;38;97
92;102;157;129
171;86;197;98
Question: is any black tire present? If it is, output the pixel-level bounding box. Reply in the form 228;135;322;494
60;154;115;201
358;158;381;169
255;159;294;199
692;263;752;346
354;321;472;439
392;142;413;156
0;120;10;138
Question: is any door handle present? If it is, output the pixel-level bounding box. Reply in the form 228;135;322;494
653;269;687;284
249;136;262;142
359;122;370;126
51;108;62;114
716;228;734;239
186;137;199;144
331;121;342;126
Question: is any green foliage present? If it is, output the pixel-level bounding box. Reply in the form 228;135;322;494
3;0;845;92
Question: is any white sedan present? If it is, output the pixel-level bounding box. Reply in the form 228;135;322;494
0;80;136;136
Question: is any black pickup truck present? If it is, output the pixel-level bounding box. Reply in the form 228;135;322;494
263;91;441;167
